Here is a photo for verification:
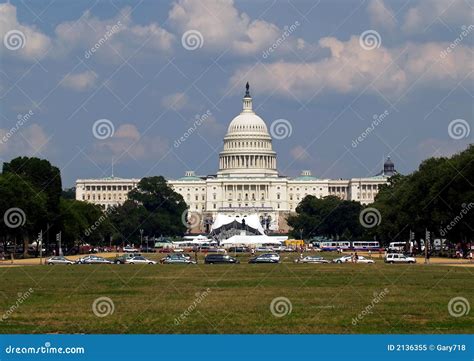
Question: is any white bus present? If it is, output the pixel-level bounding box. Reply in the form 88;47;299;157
351;241;381;251
389;241;425;252
320;241;351;251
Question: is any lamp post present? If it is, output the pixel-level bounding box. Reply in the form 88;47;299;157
140;229;144;251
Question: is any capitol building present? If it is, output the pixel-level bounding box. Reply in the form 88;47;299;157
76;84;396;233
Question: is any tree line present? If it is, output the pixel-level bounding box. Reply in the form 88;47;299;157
288;145;473;251
0;157;187;256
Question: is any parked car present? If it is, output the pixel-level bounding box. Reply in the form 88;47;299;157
385;253;416;264
355;256;375;264
249;253;280;264
47;256;75;265
228;247;250;253
207;247;226;253
123;246;139;253
294;256;329;264
255;247;273;252
161;254;196;264
114;253;141;264
333;255;353;264
76;255;112;264
204;254;239;264
125;256;156;265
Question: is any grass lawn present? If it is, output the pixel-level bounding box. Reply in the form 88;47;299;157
0;253;472;334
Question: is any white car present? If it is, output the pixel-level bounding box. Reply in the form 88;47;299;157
355;256;375;264
333;255;352;263
125;256;157;264
294;256;329;264
385;253;416;264
123;246;139;253
47;256;75;265
255;247;273;252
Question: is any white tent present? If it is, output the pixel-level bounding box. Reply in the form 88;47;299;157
211;214;266;235
220;235;283;247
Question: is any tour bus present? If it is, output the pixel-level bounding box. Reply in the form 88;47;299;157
351;241;381;251
320;241;351;251
388;242;408;252
389;241;425;253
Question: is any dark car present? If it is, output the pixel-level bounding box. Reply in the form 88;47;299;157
204;254;239;264
228;246;249;253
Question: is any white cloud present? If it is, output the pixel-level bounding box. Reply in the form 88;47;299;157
54;7;174;61
0;124;49;156
403;0;472;34
228;35;473;99
169;0;304;56
0;3;51;60
368;0;396;30
161;92;189;110
93;124;170;162
61;70;97;92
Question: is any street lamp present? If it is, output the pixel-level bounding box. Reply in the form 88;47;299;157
140;229;144;251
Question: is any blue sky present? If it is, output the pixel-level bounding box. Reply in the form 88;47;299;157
0;0;472;187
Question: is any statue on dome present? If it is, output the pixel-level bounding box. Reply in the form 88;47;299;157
245;82;250;97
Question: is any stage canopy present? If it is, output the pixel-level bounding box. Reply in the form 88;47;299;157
210;214;266;240
220;235;284;247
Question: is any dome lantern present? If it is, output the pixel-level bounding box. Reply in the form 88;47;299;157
243;82;252;112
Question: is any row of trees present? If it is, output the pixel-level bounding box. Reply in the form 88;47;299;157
0;157;188;256
372;145;473;246
287;196;365;240
288;145;474;249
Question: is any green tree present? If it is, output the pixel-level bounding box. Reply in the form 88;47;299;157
3;157;62;250
110;176;187;243
0;173;47;255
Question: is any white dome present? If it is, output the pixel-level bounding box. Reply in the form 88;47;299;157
217;83;278;178
227;113;269;135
